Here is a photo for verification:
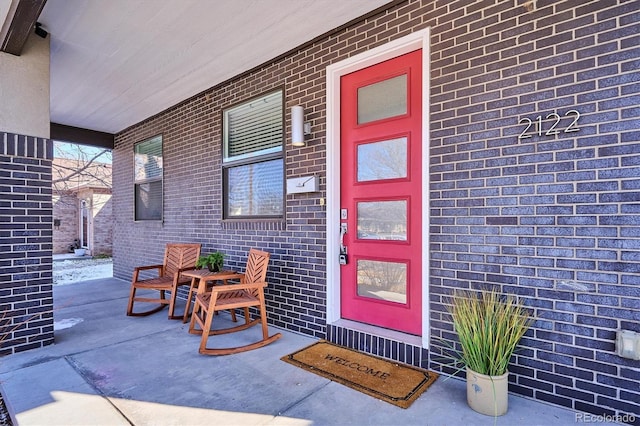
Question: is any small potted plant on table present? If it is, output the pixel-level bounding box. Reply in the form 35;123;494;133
195;251;225;272
448;289;533;417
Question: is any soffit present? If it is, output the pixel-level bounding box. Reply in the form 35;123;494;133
38;0;393;134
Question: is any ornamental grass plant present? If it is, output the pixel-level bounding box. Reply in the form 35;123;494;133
448;289;534;377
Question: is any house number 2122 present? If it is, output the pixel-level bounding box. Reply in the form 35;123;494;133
518;110;580;139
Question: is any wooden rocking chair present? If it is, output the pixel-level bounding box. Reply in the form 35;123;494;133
126;243;201;319
188;248;282;355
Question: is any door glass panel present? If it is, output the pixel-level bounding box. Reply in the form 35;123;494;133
357;137;407;182
357;200;407;240
357;260;407;304
357;74;407;124
81;199;89;248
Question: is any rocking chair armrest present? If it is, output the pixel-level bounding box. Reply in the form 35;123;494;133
134;264;164;272
132;264;164;281
209;281;267;294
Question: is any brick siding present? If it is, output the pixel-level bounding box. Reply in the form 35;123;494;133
114;0;639;420
91;192;113;256
0;131;54;355
53;191;113;256
52;193;77;253
428;1;640;420
52;157;113;256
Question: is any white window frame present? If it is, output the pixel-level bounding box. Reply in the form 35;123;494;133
134;135;163;221
222;90;284;219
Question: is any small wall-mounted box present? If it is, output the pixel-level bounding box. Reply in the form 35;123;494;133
286;175;318;194
616;329;640;360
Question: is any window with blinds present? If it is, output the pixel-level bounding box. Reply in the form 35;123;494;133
223;90;284;218
134;135;163;221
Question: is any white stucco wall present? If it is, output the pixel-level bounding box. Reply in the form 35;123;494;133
0;32;50;138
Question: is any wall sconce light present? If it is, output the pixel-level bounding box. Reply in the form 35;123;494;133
291;105;311;147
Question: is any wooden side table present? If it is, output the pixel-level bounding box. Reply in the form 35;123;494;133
181;269;244;323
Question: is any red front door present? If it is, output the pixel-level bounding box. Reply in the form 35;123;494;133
339;49;422;335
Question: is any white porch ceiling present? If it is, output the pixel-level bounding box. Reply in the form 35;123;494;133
38;0;392;134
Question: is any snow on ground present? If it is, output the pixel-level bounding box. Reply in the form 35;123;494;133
53;257;113;285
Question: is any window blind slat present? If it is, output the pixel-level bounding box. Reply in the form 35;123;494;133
225;91;282;161
135;135;163;181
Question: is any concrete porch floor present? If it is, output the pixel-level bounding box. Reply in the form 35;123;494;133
0;278;618;425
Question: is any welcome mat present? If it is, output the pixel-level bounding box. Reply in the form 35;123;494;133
281;340;438;409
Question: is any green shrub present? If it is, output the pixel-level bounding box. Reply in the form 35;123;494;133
195;252;225;272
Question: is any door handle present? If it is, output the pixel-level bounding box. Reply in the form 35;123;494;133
340;223;347;245
339;223;348;264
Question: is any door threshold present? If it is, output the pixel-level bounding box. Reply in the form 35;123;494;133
331;319;423;347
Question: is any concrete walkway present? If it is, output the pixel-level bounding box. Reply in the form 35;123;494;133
0;278;617;425
52;253;95;261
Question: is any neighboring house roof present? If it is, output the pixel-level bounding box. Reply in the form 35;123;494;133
53;157;112;194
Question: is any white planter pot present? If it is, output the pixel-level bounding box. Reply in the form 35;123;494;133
466;367;509;416
74;248;86;256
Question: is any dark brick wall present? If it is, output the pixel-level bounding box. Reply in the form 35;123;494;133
0;132;54;355
427;0;640;421
114;0;639;420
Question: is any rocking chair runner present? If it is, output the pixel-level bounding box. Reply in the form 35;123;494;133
126;243;201;319
188;248;282;355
